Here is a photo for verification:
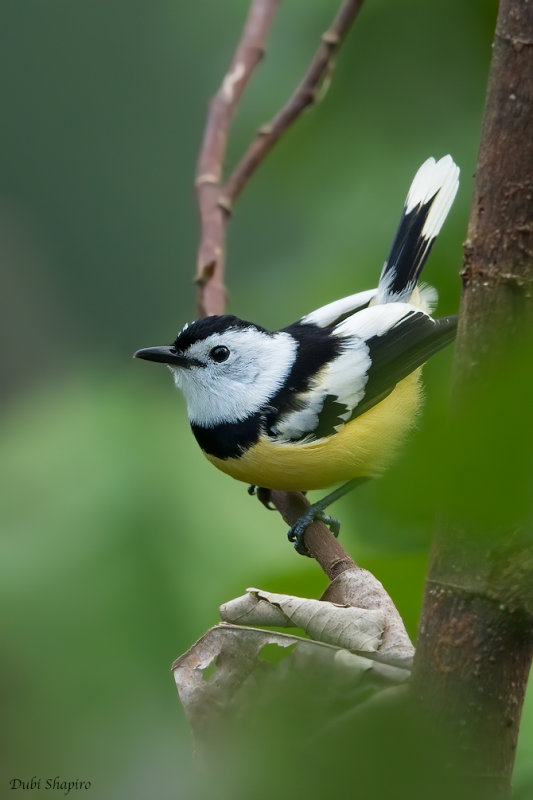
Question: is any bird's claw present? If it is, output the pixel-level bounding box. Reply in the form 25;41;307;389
287;508;341;556
249;485;275;510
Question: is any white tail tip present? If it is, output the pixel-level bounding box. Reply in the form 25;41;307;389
405;155;460;240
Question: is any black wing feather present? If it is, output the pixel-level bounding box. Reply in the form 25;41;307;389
350;312;457;420
310;312;457;439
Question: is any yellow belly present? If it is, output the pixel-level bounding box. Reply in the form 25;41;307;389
204;371;422;491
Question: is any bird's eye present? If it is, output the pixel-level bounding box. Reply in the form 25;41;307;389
209;345;230;363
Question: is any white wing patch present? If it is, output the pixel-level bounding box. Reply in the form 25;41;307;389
334;302;421;340
272;389;327;442
272;303;425;442
272;338;371;441
300;288;377;328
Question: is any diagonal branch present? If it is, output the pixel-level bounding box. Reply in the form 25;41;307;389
194;0;365;578
267;490;356;580
221;0;365;209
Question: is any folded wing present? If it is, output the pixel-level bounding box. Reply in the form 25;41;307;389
271;304;457;442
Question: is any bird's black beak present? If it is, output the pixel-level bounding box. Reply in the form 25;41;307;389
133;346;190;367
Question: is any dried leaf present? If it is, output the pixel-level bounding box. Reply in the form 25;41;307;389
172;623;387;747
321;569;415;667
219;591;290;627
221;587;384;653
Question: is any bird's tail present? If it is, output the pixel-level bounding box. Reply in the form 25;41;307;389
375;155;459;304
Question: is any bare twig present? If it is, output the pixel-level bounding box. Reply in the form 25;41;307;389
194;0;365;577
195;0;281;316
221;0;365;209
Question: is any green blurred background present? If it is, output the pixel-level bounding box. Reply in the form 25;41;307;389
2;0;532;797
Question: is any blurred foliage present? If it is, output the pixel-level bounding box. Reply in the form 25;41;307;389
2;0;533;798
195;669;489;800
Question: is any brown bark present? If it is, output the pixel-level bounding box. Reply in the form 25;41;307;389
412;0;533;795
267;490;356;580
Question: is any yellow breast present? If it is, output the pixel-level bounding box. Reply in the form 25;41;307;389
203;371;422;491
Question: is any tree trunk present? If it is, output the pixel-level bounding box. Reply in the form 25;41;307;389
412;0;533;796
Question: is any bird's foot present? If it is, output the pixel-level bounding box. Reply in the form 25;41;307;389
249;485;275;510
287;506;340;556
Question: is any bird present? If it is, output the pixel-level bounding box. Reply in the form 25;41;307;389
135;155;460;554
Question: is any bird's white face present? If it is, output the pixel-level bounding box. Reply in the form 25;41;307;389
170;327;298;426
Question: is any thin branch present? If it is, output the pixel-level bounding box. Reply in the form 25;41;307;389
268;490;356;580
221;0;365;209
194;0;365;578
195;0;281;316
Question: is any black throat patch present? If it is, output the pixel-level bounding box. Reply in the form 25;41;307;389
191;414;262;460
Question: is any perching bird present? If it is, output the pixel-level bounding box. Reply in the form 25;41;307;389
135;155;459;553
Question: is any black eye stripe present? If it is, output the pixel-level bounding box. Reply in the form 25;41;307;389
209;345;230;363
